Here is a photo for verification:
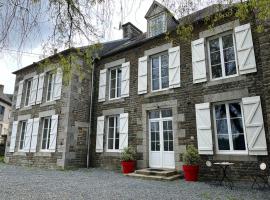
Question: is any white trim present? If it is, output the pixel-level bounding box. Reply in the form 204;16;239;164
148;109;174;169
213;101;248;155
106;115;120;152
150;51;169;92
18;120;27;151
207;31;239;81
24;78;33;107
46;72;55;102
40;117;52;151
109;66;122;100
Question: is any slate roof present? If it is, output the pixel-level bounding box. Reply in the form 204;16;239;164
0;93;12;106
12;4;231;74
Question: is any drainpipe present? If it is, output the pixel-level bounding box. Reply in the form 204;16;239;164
87;61;95;168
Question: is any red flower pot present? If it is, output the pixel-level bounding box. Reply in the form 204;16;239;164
121;160;136;174
182;165;199;181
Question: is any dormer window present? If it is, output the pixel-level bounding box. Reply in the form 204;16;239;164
149;14;166;37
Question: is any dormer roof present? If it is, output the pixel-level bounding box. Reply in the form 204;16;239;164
145;1;168;19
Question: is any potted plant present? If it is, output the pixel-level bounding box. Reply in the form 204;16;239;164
182;145;200;181
120;146;136;174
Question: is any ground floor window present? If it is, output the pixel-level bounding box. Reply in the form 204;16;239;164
19;121;27;150
41;117;52;150
107;115;120;151
213;102;247;153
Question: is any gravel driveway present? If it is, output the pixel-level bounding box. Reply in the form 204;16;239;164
0;163;269;200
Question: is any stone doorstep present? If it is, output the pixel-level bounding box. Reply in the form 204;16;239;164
135;168;178;177
125;172;183;181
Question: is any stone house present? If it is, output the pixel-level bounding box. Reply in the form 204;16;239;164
91;1;270;179
0;85;12;147
5;1;270;178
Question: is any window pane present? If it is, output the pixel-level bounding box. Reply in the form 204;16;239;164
232;134;246;150
229;103;242;118
109;117;114;128
163;130;168;141
161;67;168;77
211;64;222;79
169;141;173;151
161;109;172;118
231;119;243;134
164;141;168;151
115;138;119;150
117;68;121;97
152;67;159;79
151;142;155;151
110;69;116;98
152;78;159;91
222;34;234;49
210;52;221;65
156;140;160;151
225;62;236;76
161;77;169;88
108;139;114;149
223;48;235;62
218;135;230;150
215;104;226;119
149;110;159;119
216;119;228;134
209;38;220;52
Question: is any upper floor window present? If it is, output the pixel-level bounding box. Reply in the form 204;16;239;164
213;102;246;153
151;52;169;91
19;121;27;150
149;14;166;37
107;115;120;151
24;79;32;106
208;32;237;80
0;105;5;115
109;66;122;99
41;117;52;150
46;73;55;102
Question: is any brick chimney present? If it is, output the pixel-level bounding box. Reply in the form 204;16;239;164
122;22;142;39
0;85;3;95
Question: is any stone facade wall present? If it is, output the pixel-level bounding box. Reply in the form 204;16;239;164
91;15;270;179
5;57;91;169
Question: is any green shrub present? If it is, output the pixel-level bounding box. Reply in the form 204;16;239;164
183;145;200;165
120;147;136;162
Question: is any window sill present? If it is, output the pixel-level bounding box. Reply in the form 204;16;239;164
13;152;26;156
103;98;125;105
213;154;258;162
35;152;53;156
19;106;32;111
144;89;174;98
205;75;246;87
103;151;121;157
40;100;56;107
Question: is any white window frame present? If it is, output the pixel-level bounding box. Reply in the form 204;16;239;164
46;72;55;102
24;79;32;107
150;51;169;92
148;109;173;152
213;101;248;155
109;66;121;100
19;121;27;151
148;13;166;37
106;115;120;152
207;31;239;81
40;117;52;152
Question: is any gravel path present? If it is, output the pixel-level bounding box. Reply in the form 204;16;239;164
0;163;269;200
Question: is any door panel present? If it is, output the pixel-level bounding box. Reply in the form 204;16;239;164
149;119;175;169
149;121;162;168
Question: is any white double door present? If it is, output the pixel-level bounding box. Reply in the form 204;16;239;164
149;117;175;169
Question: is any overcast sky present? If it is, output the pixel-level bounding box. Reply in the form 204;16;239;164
0;0;210;94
